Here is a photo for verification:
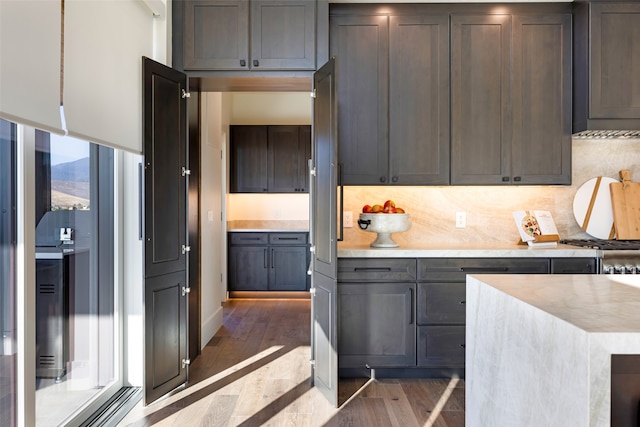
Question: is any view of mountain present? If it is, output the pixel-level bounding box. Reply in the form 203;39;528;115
51;157;90;182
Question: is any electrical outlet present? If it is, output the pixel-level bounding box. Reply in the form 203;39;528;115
456;211;466;228
344;211;353;228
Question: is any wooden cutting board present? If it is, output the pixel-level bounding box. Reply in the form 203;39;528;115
610;170;640;240
573;176;617;239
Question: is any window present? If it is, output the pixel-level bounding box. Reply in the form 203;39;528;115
34;133;117;426
0;119;17;427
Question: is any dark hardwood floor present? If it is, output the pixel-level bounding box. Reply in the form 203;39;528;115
119;298;465;426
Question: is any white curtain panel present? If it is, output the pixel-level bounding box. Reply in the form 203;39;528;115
0;0;65;134
63;0;156;154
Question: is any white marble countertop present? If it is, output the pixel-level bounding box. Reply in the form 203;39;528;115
338;241;600;258
227;220;309;232
469;274;640;333
466;274;640;426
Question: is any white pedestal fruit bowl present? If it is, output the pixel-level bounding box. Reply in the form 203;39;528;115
357;213;412;248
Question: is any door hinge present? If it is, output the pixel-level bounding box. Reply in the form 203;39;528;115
310;89;316;99
182;89;191;99
310;167;316;177
310;359;316;366
182;286;191;296
309;287;316;296
182;167;191;176
182;245;191;254
309;245;316;253
182;358;191;368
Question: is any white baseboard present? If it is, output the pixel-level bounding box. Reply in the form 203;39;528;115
201;305;223;349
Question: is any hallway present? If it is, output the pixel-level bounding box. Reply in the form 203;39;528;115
118;298;465;426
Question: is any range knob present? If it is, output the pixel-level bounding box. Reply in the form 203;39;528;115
602;265;614;274
614;265;626;274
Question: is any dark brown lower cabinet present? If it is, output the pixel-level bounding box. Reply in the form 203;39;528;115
417;326;465;368
228;232;310;292
337;256;597;377
338;283;416;368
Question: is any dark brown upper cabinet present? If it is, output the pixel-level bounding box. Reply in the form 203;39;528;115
230;125;311;193
180;0;316;71
330;10;450;186
451;11;572;185
573;1;640;132
331;4;572;186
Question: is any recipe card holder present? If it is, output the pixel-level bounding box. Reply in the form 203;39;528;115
516;234;560;246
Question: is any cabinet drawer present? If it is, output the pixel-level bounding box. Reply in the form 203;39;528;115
418;258;549;281
417;283;466;325
269;233;307;245
550;258;597;274
417;326;465;368
338;258;417;282
229;233;268;245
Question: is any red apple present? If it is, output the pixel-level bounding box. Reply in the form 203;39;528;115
383;205;396;213
383;199;396;209
362;204;373;213
395;207;405;214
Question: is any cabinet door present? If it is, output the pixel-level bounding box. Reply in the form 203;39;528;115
417;283;466;325
590;3;640;120
330;15;388;185
268;126;303;193
451;15;512;185
550;258;597;274
269;246;309;291
298;125;311;192
339;283;416;368
251;0;316;70
512;14;571;185
228;246;269;291
183;0;249;70
389;15;450;185
417;326;465;368
230;125;268;193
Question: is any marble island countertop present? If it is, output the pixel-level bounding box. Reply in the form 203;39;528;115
469;274;640;333
466;274;640;427
338;241;600;258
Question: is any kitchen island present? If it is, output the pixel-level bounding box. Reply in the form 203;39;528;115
466;274;640;427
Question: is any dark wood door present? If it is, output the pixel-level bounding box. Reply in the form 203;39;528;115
269;246;308;291
299;125;311;192
230;125;268;193
330;15;388;185
451;14;512;185
268;126;302;193
511;13;571;185
228;246;269;291
311;58;338;406
182;0;249;70
389;14;450;185
339;283;416;368
142;57;189;404
590;3;640;120
251;0;316;70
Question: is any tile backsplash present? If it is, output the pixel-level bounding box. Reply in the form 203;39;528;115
227;138;640;244
344;138;640;245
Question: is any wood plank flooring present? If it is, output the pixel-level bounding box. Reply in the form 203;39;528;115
118;298;465;427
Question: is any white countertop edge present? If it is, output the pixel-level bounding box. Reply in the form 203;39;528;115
338;243;599;258
228;228;309;232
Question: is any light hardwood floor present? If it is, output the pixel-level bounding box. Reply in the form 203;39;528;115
118;298;465;427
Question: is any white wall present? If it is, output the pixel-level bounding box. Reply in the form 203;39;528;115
226;92;312;221
199;92;229;347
